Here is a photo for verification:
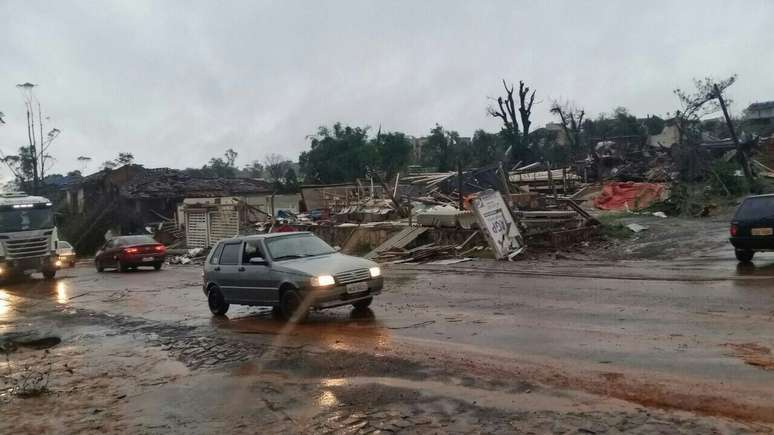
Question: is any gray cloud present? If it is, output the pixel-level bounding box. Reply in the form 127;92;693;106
1;0;773;177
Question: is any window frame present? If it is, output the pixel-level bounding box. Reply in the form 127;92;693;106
209;243;225;265
218;242;243;266
241;239;265;265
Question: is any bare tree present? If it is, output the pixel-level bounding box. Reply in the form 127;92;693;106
224;148;238;167
264;153;291;183
550;101;586;159
10;83;61;192
488;79;536;161
673;75;753;183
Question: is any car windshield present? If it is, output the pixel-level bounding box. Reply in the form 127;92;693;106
735;197;774;220
0;208;54;232
118;235;157;245
265;234;335;260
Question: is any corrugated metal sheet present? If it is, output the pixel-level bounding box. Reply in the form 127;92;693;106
365;226;427;259
186;210;208;248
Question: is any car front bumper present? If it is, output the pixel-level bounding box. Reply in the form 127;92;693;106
309;277;384;309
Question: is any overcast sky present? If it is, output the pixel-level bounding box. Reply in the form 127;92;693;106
1;0;773;178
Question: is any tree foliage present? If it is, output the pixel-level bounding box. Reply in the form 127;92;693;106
300;123;375;184
374;131;413;179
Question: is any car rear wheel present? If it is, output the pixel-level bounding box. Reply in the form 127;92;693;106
96;260;104;273
280;289;308;322
117;261;129;273
352;297;373;310
207;286;229;316
735;249;754;263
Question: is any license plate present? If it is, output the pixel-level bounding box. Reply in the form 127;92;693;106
752;228;773;236
142;257;155;262
346;281;369;294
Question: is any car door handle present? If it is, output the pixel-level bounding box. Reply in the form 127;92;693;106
238;267;246;272
214;266;221;271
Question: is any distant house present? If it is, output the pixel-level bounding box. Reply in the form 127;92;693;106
745;101;774;121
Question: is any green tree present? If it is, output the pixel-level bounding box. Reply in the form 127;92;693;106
115;152;135;166
421;124;452;171
469;130;506;167
283;167;300;192
299;123;375;183
373;131;412;178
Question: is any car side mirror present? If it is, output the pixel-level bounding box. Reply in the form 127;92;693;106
249;257;268;265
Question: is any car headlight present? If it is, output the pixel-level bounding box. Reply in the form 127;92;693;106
369;267;381;278
311;275;335;287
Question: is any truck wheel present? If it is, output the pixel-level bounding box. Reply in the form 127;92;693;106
207;286;229;315
735;249;754;263
43;270;56;280
352;297;373;310
280;289;308;322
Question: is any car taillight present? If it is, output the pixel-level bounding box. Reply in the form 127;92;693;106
124;247;139;254
154;245;166;253
730;224;738;237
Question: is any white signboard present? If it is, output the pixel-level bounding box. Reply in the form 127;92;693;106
471;190;523;259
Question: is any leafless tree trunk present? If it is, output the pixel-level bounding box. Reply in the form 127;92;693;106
488;79;536;162
550;103;585;158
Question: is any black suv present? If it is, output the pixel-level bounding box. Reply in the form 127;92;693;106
729;194;774;262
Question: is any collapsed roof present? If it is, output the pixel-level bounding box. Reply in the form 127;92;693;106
120;168;272;199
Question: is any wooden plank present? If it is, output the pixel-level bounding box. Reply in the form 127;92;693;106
365;226;428;259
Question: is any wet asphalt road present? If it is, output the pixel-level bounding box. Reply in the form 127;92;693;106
2;249;774;430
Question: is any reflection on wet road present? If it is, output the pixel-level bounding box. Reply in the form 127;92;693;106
2;256;774;428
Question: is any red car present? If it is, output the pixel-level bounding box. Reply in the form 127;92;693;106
95;235;166;272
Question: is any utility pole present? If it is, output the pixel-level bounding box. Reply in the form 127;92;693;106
714;84;752;182
457;160;464;210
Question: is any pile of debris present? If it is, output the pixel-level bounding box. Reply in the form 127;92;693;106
167;247;207;265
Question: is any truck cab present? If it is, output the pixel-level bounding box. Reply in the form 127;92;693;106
0;192;59;280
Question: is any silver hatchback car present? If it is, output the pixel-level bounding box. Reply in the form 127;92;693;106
202;232;384;321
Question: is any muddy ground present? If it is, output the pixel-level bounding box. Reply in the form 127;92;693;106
2;214;774;434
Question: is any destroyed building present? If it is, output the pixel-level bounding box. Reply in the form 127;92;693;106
59;165;275;252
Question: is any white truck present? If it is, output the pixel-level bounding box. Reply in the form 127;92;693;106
0;192;60;280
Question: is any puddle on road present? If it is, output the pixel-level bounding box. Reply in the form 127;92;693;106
214;308;392;351
318;376;630;414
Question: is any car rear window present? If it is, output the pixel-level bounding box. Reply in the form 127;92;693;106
219;243;241;265
735;197;774;220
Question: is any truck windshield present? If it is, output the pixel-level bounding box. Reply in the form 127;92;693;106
0;208;54;232
735;196;774;220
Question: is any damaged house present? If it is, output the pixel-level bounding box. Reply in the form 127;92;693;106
59;165;276;252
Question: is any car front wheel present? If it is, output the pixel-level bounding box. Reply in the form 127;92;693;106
352;297;373;310
735;249;754;263
280;289;308;322
208;286;229;315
